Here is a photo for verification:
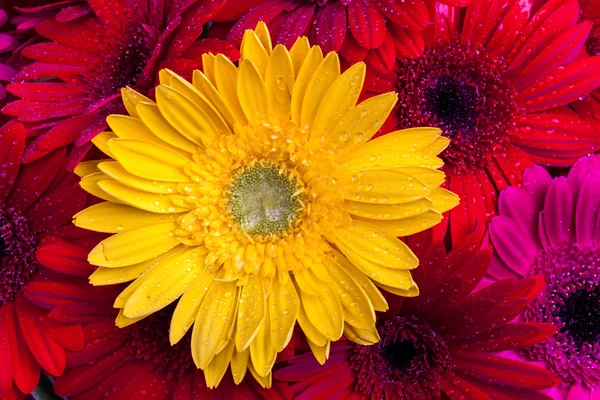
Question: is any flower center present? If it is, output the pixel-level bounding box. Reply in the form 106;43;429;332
396;41;519;171
227;163;304;238
523;243;600;387
557;287;600;347
350;316;451;399
0;204;38;306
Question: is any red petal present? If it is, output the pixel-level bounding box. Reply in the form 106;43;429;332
40;317;84;352
273;4;315;48
439;370;490;400
110;362;157;400
489;216;538;275
468;379;554;400
49;303;116;325
15;296;65;377
21;43;94;67
371;0;428;31
35;18;102;53
181;38;240;63
15;62;88;81
347;0;386;49
485;0;532;59
461;0;515;49
7;82;87;102
56;4;92;22
0;314;14;399
450;322;556;352
213;0;264;22
452;353;559;389
0;122;25;202
388;23;424;59
23;281;117;310
363;31;396;73
2;99;88;123
66;322;126;368
339;32;370;64
26;183;86;233
35;237;93;277
5;148;65;212
313;2;347;53
87;0;133;30
2;301;40;394
226;0;295;46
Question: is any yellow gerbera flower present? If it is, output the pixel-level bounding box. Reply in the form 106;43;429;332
74;22;458;388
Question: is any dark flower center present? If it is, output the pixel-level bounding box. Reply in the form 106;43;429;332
350;316;451;400
396;41;519;171
126;306;194;379
523;243;600;387
557;287;600;347
0;203;38;306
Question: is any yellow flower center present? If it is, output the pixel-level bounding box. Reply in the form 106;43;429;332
227;163;304;238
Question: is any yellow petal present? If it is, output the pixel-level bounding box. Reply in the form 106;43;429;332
121;86;152;118
241;30;269;77
115;309;147;328
74;202;178;233
375;281;419;297
91;131;117;158
155;85;219;148
422;136;451;157
253;21;273;55
235;275;266;352
293;269;323;296
161;69;231;135
336;240;416;289
300;52;340;129
114;270;149;308
291;46;323;124
205;341;235;389
311;62;364;143
428;187;460;213
343;198;433;220
107;138;191;182
344;324;380;345
192;281;238;369
269;277;299;351
88;220;181;267
90;263;150;286
361;211;443;237
238;59;268;123
74;160;103;177
202;53;217;86
328;250;388;312
97;180;189;214
296;294;327;346
397;167;446;187
230;348;249;384
124;247;205;318
337;169;431;204
326;92;397;155
299;285;343;341
136;102;198;153
308;340;330;365
323;257;375;330
248;363;272;389
170;269;216;344
98;161;178;194
335;220;418;269
249;309;277;377
265;45;294;122
214;54;247;124
80;172;123;203
193;69;237;130
289;36;310;76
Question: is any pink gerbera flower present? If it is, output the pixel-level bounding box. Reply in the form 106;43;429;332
2;0;238;167
489;154;600;399
276;234;559;399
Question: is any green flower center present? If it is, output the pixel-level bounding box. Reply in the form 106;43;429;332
227;164;303;238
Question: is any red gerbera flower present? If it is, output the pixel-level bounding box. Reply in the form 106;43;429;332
2;0;239;168
53;305;293;400
275;234;560;400
0;121;116;400
219;0;472;74
366;0;600;245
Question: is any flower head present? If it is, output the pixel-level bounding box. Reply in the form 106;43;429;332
489;154;600;399
276;234;559;399
369;0;600;244
75;22;457;386
2;0;236;167
0;121;112;399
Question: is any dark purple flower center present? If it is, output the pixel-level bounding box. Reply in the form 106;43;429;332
523;243;600;388
350;316;450;400
396;41;519;171
0;203;37;306
126;307;194;379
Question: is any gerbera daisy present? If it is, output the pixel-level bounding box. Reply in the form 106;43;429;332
54;304;292;399
219;0;471;74
488;154;600;399
2;0;237;167
0;121;117;400
368;0;600;244
275;233;560;399
74;22;458;386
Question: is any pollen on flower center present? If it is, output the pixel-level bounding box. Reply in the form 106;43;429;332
227;163;304;238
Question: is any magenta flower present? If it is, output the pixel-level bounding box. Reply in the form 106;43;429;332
489;154;600;399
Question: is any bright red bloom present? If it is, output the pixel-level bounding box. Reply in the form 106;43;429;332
0;121;114;400
275;234;559;400
2;0;238;168
367;0;600;245
219;0;471;74
53;306;292;400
